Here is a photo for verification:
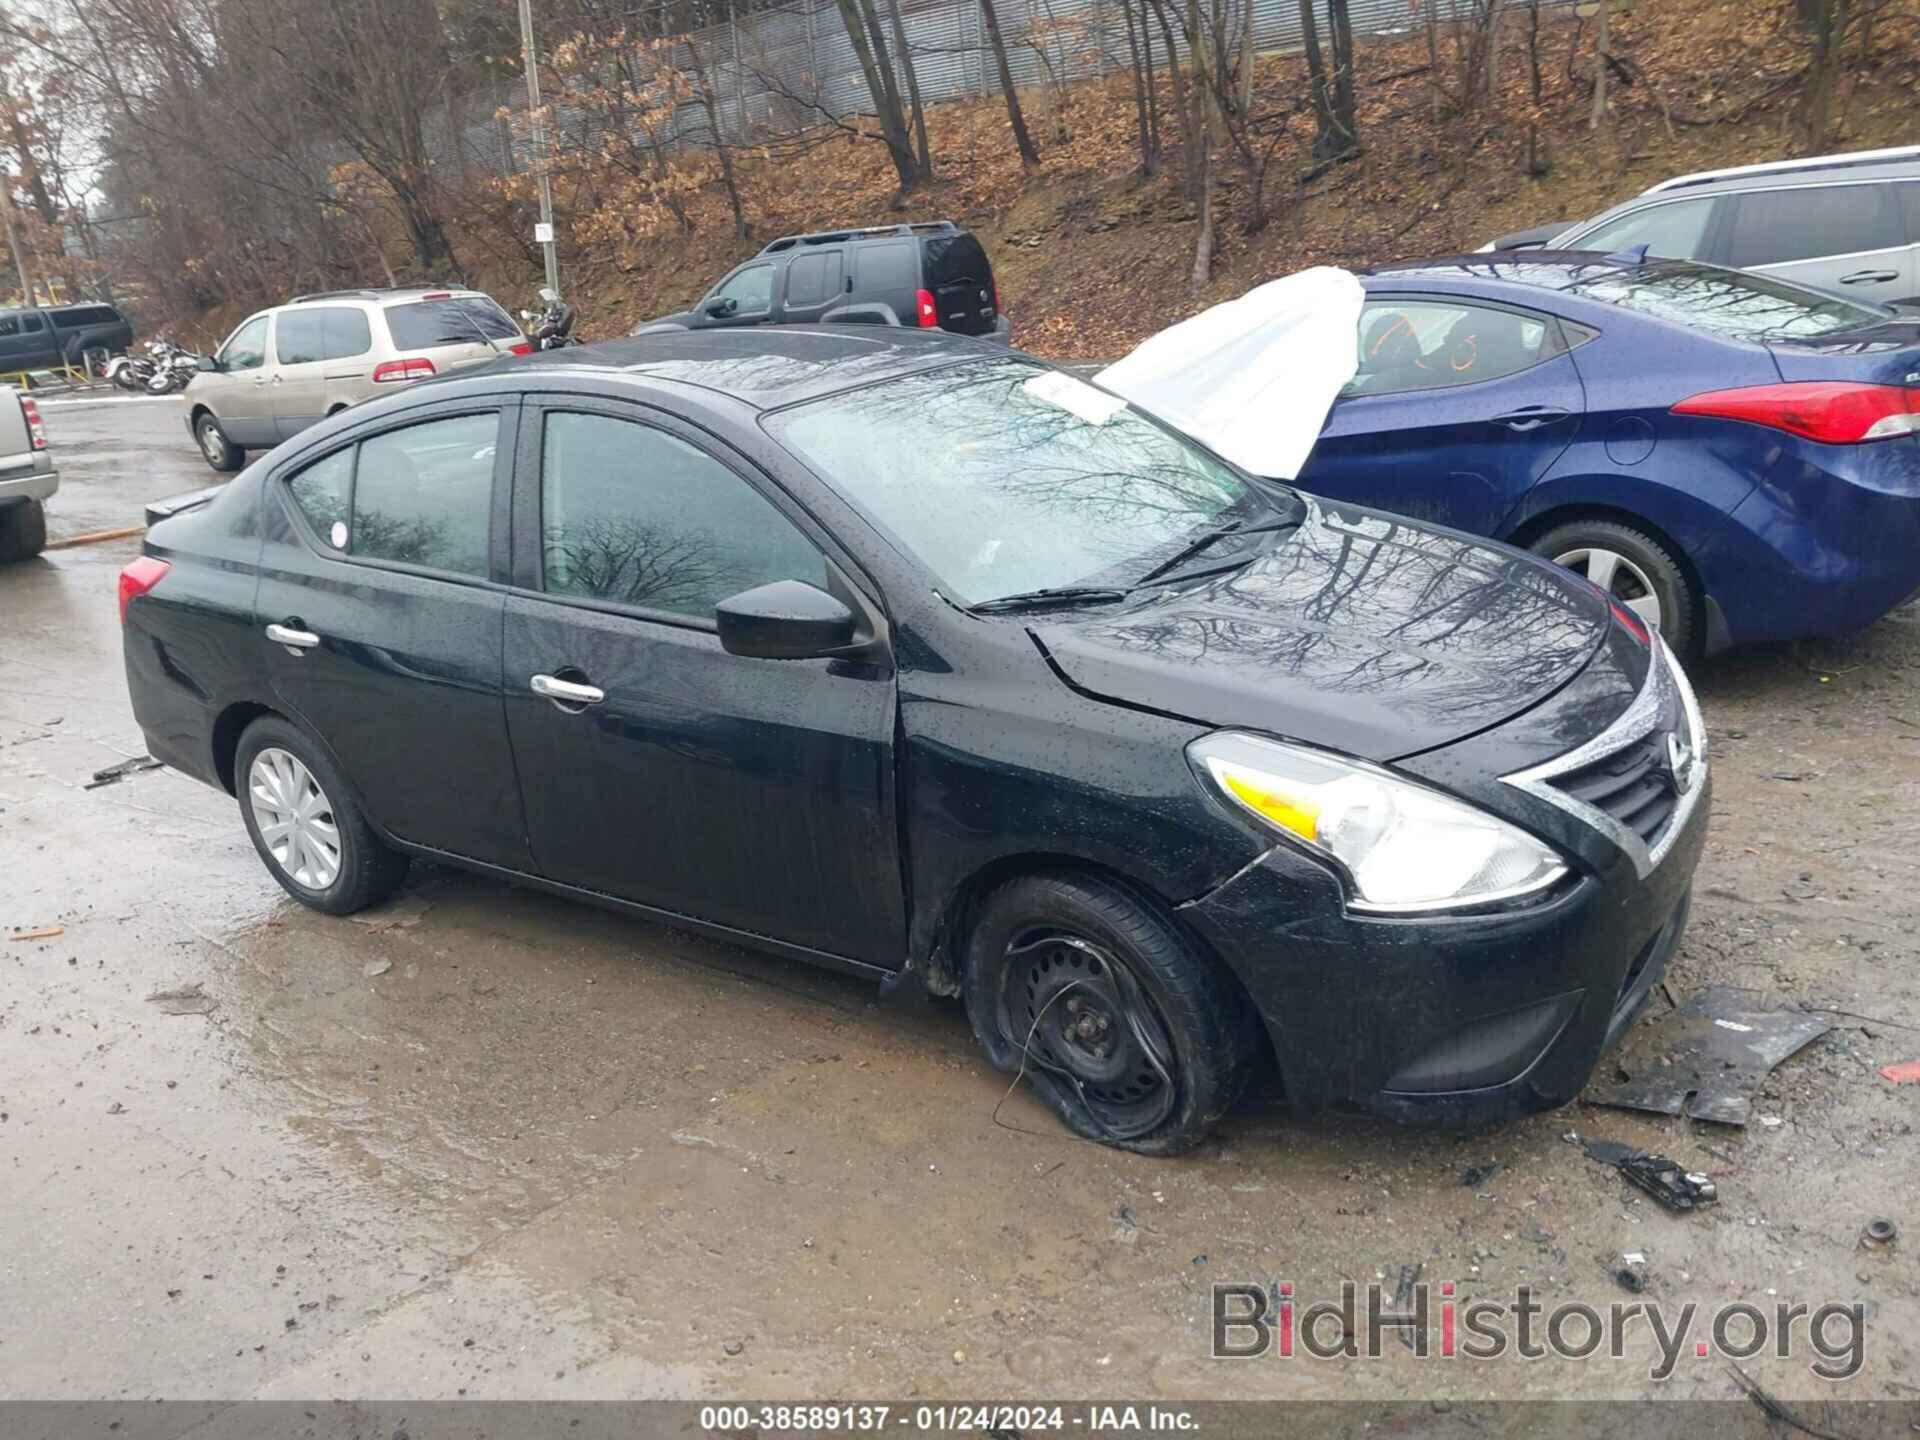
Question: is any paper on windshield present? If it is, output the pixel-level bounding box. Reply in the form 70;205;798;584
1021;368;1130;426
1093;267;1364;479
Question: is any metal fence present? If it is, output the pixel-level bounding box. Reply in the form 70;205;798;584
430;0;1563;173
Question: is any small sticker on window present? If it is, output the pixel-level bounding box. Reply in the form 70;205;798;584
1022;369;1128;426
329;521;348;549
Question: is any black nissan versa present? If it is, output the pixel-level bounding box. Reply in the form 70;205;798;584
119;328;1708;1152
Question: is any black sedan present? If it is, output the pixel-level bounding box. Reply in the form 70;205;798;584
120;329;1708;1152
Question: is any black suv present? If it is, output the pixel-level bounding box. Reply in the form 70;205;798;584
632;221;1010;343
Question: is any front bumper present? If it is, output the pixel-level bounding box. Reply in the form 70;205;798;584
1181;635;1709;1125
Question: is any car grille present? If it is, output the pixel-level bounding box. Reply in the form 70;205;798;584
1546;729;1679;848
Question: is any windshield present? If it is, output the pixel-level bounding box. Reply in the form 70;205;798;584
768;360;1268;606
1560;261;1888;341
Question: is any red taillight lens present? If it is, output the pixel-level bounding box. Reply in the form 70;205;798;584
915;288;939;328
371;357;437;383
118;556;171;624
508;340;534;356
1672;382;1920;444
1610;600;1650;646
19;395;47;450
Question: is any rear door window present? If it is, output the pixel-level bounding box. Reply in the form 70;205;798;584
1726;184;1904;267
1572;198;1718;260
385;297;517;349
351;413;499;576
854;242;916;292
785;251;844;306
18;312;43;334
1347;301;1561;395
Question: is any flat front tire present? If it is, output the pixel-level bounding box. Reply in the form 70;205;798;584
195;412;244;473
235;717;408;915
963;872;1258;1154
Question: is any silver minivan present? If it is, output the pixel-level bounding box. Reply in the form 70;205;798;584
184;288;529;471
1544;146;1920;304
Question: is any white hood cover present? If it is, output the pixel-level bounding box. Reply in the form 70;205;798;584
1094;266;1364;480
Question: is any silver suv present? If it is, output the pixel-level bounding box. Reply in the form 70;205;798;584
184;288;528;471
1541;146;1920;304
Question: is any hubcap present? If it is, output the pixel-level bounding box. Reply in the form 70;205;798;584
1555;546;1662;631
199;422;223;462
1002;930;1176;1139
248;747;341;890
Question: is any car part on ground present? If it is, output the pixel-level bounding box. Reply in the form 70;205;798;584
631;220;1011;345
0;387;56;562
1584;1139;1719;1212
119;327;1707;1152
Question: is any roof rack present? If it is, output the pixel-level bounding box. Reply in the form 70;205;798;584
1646;144;1920;195
758;219;959;254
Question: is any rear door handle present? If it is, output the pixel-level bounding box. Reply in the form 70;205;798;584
1840;269;1900;285
1490;406;1573;433
531;673;605;707
265;622;320;652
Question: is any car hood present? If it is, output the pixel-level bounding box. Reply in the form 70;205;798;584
1032;501;1621;763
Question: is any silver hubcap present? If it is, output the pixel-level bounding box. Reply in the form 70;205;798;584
200;423;224;462
248;747;341;890
1555;546;1663;631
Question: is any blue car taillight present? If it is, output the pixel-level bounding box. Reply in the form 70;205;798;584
1672;381;1920;443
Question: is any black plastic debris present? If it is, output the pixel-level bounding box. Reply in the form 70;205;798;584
1460;1161;1501;1188
1584;1139;1717;1212
1585;985;1830;1126
86;755;165;789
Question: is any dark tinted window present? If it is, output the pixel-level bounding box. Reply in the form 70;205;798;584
1726;184;1904;267
50;305;120;328
18;311;43;333
1347;300;1559;395
220;315;269;371
0;314;17;336
350;413;497;576
540;411;824;620
854;241;916;292
923;234;992;288
384;296;517;349
785;251;844;306
287;448;353;547
1563;263;1886;340
275;309;327;365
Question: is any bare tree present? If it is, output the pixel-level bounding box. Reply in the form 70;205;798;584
980;0;1041;166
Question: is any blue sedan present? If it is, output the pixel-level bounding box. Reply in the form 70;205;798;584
1293;255;1920;656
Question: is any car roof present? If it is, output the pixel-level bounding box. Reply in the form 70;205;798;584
283;287;496;308
1365;251;1697;291
496;326;1007;411
1639;145;1920;198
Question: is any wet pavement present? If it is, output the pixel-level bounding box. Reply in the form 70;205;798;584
2;399;1917;1403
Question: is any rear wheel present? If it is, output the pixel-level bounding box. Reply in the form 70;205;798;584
1529;517;1698;658
962;872;1258;1154
0;500;47;563
235;717;409;915
195;411;244;473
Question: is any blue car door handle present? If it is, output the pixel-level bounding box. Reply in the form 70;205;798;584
1490;406;1572;433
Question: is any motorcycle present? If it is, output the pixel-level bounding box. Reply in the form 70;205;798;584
107;338;200;394
518;288;579;351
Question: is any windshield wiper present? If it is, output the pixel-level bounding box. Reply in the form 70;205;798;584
1131;517;1298;589
968;586;1132;614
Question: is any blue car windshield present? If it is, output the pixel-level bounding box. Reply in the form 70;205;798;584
1560;261;1888;341
767;359;1271;606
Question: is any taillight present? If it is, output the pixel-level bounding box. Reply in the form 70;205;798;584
914;288;939;328
1672;382;1920;444
1610;600;1650;646
508;340;534;356
422;291;452;300
371;357;437;383
118;556;171;624
19;394;46;450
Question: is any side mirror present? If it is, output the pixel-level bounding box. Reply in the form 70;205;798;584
196;355;217;372
704;297;737;319
716;580;857;660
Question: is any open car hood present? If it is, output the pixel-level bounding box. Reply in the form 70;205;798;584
1033;502;1619;763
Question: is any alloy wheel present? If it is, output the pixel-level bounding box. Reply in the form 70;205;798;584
248;747;342;890
1002;929;1177;1140
1554;546;1663;631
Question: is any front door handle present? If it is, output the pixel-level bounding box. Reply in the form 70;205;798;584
265;622;320;653
1490;405;1573;433
531;673;605;707
1840;269;1900;285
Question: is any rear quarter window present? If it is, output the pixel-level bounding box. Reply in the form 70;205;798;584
1726;184;1904;268
385;297;517;349
854;242;916;292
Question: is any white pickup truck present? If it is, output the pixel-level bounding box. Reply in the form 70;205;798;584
0;387;55;561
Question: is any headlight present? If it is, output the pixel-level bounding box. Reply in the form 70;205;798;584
1188;732;1568;914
